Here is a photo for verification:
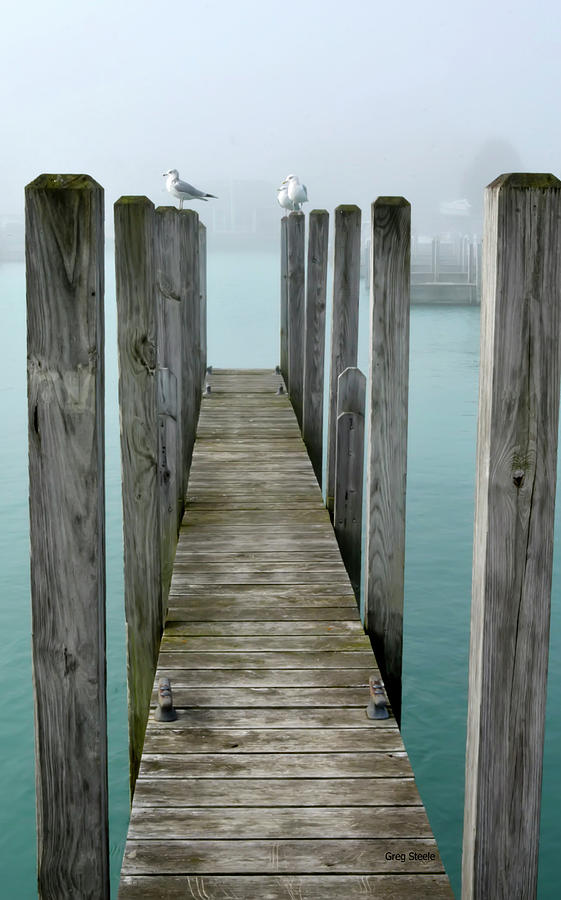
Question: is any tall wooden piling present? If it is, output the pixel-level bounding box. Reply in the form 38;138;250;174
326;205;361;514
115;196;162;792
302;209;329;486
462;174;561;900
179;210;200;474
334;366;366;600
155;207;183;599
280;216;289;382
364;197;410;726
199;222;207;385
287;210;306;427
26;174;109;897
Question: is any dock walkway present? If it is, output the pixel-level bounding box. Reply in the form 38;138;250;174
119;369;452;899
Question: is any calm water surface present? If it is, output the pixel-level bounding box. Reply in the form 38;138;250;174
1;248;560;898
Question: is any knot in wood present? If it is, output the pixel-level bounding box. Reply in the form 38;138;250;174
512;468;525;489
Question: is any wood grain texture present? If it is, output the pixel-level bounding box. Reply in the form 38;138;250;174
141;728;400;754
131;777;419;808
287;211;306;428
115;196;162;792
280;216;288;381
326;206;361;514
155;207;183;601
128;805;428;838
179;210;200;475
334;367;366;599
364;197;410;727
303;209;329;484
119;874;454;899
26;174;109;898
462;174;561;900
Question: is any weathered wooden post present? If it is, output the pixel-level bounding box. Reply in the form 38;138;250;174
26;174;109;897
364;197;410;726
462;174;561;900
302;209;329;485
199;222;207;386
287;210;305;427
280;215;289;383
326;205;361;515
334;367;366;600
179;209;200;476
115;196;162;792
155;207;183;602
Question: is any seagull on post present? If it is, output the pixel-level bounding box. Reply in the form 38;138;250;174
163;169;217;209
277;184;296;211
283;174;308;211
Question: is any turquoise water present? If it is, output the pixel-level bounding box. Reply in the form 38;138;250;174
1;249;560;898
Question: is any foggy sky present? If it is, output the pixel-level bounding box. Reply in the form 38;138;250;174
1;0;559;231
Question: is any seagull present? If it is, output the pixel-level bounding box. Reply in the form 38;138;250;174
277;184;296;211
283;174;308;211
163;169;217;209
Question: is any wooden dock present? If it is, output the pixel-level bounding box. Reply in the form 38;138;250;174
119;369;452;899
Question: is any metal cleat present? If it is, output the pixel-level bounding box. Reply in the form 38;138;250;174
155;676;177;722
366;675;390;719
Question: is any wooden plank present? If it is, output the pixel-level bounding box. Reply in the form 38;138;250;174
182;509;330;525
287;211;306;427
303;209;329;485
148;686;371;708
154;651;375;670
141;708;396;729
132;777;419;807
364;196;410;727
119;874;454;899
121;838;443;875
326;205;361;514
169;573;350;585
163;621;362;636
26;173;109;898
139;751;411;778
280;215;288;381
165;604;358;619
115;195;162;793
334;367;366;598
463;174;561;900
142;728;403;754
159;635;371;652
127;805;430;839
152;669;372;688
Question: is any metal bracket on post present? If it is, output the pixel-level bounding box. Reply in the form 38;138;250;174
366;675;390;719
155;676;177;722
276;384;285;395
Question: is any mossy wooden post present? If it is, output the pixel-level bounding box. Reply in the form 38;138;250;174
303;209;329;485
462;174;561;900
364;197;410;727
115;196;162;793
280;215;289;382
326;205;361;515
155;207;182;603
179;209;200;476
334;366;366;601
287;211;305;427
199;222;207;386
26;174;109;898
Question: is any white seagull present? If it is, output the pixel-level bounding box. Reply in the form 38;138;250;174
283;174;308;211
163;169;217;209
277;184;296;211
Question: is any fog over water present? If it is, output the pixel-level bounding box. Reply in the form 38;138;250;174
1;0;559;236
